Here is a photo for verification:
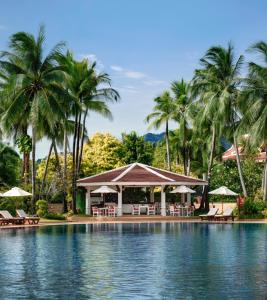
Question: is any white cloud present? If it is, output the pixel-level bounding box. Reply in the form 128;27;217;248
110;65;147;79
78;53;104;71
110;65;124;72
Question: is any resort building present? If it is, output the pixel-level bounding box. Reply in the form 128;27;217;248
222;145;266;162
77;162;207;216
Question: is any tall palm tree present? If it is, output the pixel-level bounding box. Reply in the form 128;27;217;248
145;91;176;171
192;43;247;209
171;79;192;175
240;41;267;201
0;25;66;208
58;52;119;213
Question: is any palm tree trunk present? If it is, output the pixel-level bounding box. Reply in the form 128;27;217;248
183;123;187;175
31;125;37;209
72;112;78;214
75;111;82;176
165;121;171;171
187;148;191;176
263;148;267;202
52;138;62;176
62;129;68;213
78;109;88;173
202;124;216;211
233;134;247;197
40;142;53;196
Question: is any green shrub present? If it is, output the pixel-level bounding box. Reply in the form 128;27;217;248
45;213;66;220
262;209;267;218
36;199;48;217
51;191;64;203
241;197;266;217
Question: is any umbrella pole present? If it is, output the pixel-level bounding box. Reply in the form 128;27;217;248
222;199;224;214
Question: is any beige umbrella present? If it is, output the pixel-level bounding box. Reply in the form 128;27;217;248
171;185;196;205
209;186;238;213
170;185;196;194
91;186;118;205
2;187;32;197
91;186;117;194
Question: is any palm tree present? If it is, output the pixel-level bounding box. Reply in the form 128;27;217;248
240;41;267;201
58;52;119;212
145;91;176;171
0;25;66;208
171;79;192;175
191;43;247;209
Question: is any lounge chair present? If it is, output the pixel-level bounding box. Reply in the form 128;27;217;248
16;209;40;224
214;208;234;221
0;210;25;225
199;207;218;221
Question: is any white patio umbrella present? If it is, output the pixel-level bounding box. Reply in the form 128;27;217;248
209;186;238;213
171;185;196;206
2;187;32;197
91;186;118;194
91;186;118;204
170;185;196;194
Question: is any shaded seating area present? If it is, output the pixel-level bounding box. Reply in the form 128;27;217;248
77;162;207;217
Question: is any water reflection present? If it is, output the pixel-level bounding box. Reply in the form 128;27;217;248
0;223;266;299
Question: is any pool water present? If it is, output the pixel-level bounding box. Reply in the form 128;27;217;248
0;223;266;299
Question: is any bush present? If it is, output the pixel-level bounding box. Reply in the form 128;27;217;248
45;213;66;220
36;199;48;217
241;197;266;218
51;191;64;203
0;197;27;216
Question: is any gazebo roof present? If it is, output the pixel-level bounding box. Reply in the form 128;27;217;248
77;163;207;187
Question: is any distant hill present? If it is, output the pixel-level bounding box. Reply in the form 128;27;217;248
144;132;165;143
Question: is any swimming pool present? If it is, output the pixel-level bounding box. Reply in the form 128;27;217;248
0;223;266;299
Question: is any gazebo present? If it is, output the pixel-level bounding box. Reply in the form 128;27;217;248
77;162;207;216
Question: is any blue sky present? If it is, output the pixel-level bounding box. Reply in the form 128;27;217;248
0;0;266;157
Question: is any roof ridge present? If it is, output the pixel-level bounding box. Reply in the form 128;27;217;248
111;163;137;182
137;163;175;181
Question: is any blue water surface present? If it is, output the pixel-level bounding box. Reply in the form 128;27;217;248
0;223;266;300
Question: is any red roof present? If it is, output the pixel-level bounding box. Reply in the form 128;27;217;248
222;145;266;162
77;163;206;186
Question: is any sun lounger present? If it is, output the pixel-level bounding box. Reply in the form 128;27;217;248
214;208;234;221
16;209;40;224
199;207;218;221
0;210;25;225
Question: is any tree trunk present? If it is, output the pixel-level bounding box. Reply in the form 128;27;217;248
31;125;37;210
62;129;68;213
263;148;267;202
183;123;187;175
52;138;62;176
23;152;30;185
165;121;171;171
75;111;82;176
187;148;191;176
233;134;247;197
78;109;88;173
202;125;216;211
40;142;53;197
72;112;78;214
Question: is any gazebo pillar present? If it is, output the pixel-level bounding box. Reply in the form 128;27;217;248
85;187;91;215
150;186;155;203
186;193;191;206
161;186;166;216
117;185;123;216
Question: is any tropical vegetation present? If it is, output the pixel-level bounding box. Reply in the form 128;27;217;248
0;25;266;217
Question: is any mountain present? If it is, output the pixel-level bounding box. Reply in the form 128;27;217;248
144;132;165;143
